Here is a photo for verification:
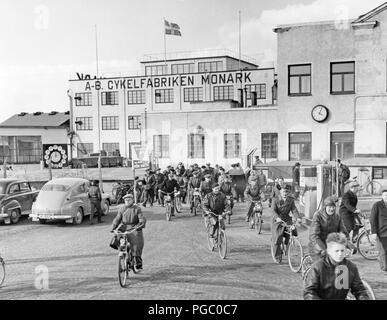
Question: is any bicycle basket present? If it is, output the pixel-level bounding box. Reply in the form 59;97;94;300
109;235;120;250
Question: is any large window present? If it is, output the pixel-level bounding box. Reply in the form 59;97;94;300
145;65;168;76
188;134;205;158
155;89;174;103
289;132;312;161
184;87;203;102
330;132;354;161
102;143;120;154
0;136;42;164
261;133;278;159
101;116;119;130
128;115;141;130
75;92;92;106
75;117;93;131
224;133;241;158
198;61;223;72
171;63;195;74
127;90;145;104
214;85;234;101
101;91;119;105
330;61;355;94
77;143;93;158
373;167;387;179
245;84;266;100
288;64;311;95
153;135;169;158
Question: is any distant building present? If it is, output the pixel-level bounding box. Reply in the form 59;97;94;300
0;111;69;166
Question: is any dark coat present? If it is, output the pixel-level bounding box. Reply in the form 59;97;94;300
292;167;300;185
244;184;264;202
203;192;229;215
200;180;213;195
143;174;156;190
370;200;387;238
155;173;166;187
88;185;102;202
220;181;233;196
309;209;349;255
304;255;370;300
339;190;358;217
189;176;202;189
160;178;180;194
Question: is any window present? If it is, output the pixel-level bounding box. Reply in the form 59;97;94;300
128;115;141;130
171;63;195;74
75;117;93;131
288;64;311;95
224;133;241;158
75;92;92;106
8;184;20;194
102;143;120;154
330;132;354;161
198;61;223;72
188;134;205;158
101;91;119;105
330;62;355;94
0;136;42;164
214;85;234;101
145;65;168;76
77;143;93;158
261;133;278;159
128;142;141;160
101;116;119;130
184;87;203;102
373;167;387;179
289;132;312;161
19;182;30;192
245;84;266;100
127;90;145;104
153;135;169;158
155;89;174;103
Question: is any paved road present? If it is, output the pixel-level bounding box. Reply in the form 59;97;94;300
1;201;387;300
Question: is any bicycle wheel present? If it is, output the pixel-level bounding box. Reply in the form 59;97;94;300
218;229;227;259
118;254;128;288
166;203;171;221
0;258;5;287
270;238;282;264
301;255;313;278
366;181;382;195
207;229;215;252
174;197;182;213
347;280;376;300
302;266;313;288
204;216;209;229
255;214;263;234
288;238;303;273
357;231;379;260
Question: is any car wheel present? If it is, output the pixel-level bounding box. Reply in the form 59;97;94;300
102;200;110;216
10;209;20;224
73;207;84;225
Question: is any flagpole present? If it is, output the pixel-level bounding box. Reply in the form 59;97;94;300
238;10;241;71
95;24;99;77
163;17;167;70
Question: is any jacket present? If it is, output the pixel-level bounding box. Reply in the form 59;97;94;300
160;178;180;194
200;181;213;195
220;181;233;196
143;174;156;190
272;196;300;225
257;173;267;187
189;176;202;189
304;255;370;300
244;184;264;202
292;167;300;185
88;185;102;202
111;204;146;231
309;209;349;253
370;200;387;238
203;192;229;215
339;190;358;216
155;173;166;187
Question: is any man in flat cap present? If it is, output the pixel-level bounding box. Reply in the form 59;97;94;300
339;181;362;244
88;179;103;225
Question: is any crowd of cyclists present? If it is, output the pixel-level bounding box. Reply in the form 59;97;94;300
110;158;381;300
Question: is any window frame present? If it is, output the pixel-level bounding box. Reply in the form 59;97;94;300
187;133;205;159
75;92;92;106
171;63;195;75
330;61;355;95
75;117;93;131
261;133;278;159
288;64;312;96
288;132;312;161
101;91;119;105
330;131;354;161
128;115;141;130
77;143;93;158
198;61;223;73
102;142;120;154
224;133;241;158
127;90;145;105
101;116;119;130
213;85;234;101
153;135;169;158
183;87;203;102
155;89;174;104
245;84;267;100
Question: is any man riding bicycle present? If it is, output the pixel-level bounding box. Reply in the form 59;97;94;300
271;185;303;262
200;174;213;198
203;184;230;238
188;170;202;213
111;194;146;270
244;179;266;223
159;172;180;216
219;175;234;210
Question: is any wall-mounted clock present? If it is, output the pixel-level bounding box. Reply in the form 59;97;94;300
43;145;67;168
311;105;329;122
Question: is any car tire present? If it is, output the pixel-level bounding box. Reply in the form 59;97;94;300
10;209;20;224
102;200;110;216
73;207;84;225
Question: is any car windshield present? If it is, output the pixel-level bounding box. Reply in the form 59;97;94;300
41;184;71;192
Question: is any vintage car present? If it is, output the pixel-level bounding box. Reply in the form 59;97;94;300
29;177;112;225
0;178;40;224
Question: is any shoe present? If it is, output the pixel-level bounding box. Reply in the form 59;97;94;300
171;213;175;216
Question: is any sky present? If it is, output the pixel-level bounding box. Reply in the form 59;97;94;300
0;0;384;123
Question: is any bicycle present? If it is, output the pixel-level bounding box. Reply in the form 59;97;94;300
301;249;376;300
191;188;201;216
352;169;382;196
270;219;304;273
0;252;5;287
206;210;228;259
225;195;233;224
248;200;263;234
174;188;182;213
160;191;174;221
355;216;379;260
112;182;133;204
112;229;137;288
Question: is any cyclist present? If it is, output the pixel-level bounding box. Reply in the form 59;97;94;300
308;196;354;261
269;176;285;208
159;172;180;216
304;232;370;300
188;170;202;213
244;179;266;224
219;174;235;214
111;194;146;270
200;174;213;198
203;184;230;238
271;185;303;262
155;168;166;206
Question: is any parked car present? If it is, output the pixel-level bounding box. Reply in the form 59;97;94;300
0;178;39;224
29;177;112;225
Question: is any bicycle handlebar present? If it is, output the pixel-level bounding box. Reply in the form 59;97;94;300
111;229;137;235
